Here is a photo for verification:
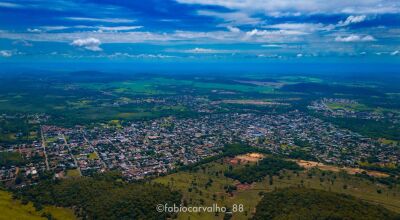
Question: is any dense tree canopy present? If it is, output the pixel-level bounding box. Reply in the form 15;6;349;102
15;173;181;220
225;157;302;183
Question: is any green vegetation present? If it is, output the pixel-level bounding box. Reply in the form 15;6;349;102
0;190;76;220
179;143;270;172
324;117;400;141
253;188;399;220
88;152;99;160
66;169;80;178
155;156;400;219
327;102;369;111
0;152;25;168
0;116;38;144
224;157;302;183
16;172;181;220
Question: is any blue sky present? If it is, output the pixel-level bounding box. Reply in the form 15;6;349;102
0;0;399;71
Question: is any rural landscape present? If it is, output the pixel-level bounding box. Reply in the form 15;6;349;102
1;0;400;219
0;71;399;219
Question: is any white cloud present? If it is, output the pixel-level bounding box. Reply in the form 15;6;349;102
32;25;142;33
227;26;240;33
184;48;229;53
263;23;333;32
197;10;261;25
71;37;102;51
261;44;283;48
338;15;367;26
65;17;135;23
27;28;42;33
335;34;376;42
246;28;307;38
0;50;13;57
0;2;22;8
176;0;400;15
12;40;33;47
257;54;282;58
41;26;70;31
97;26;143;32
106;53;176;59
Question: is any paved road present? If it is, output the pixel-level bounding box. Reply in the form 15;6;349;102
40;126;50;171
62;134;82;176
82;132;107;169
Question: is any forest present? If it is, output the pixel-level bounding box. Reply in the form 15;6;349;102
14;172;181;220
224;157;302;183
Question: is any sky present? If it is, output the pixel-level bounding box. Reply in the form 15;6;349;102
0;0;399;73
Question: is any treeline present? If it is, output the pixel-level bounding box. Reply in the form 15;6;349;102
355;172;400;187
224;157;302;184
14;172;181;220
360;162;400;176
253;188;399;220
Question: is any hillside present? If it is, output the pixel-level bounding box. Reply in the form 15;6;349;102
154;154;400;219
253;188;399;220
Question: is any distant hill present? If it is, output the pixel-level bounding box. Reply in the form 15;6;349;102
253;188;399;220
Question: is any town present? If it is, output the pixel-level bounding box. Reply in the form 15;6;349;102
1;110;398;184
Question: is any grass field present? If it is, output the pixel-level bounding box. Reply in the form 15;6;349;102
88;152;99;160
154;157;400;220
326;102;369;111
0;190;76;220
66;169;81;178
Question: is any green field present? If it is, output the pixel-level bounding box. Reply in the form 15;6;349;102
154;158;400;220
327;102;369;111
66;169;81;178
0;190;76;220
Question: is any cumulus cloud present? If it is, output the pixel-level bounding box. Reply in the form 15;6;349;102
71;37;102;51
338;15;367;26
246;28;307;39
335;34;376;42
0;50;13;57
